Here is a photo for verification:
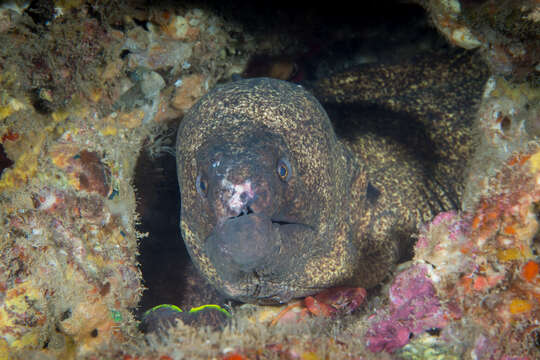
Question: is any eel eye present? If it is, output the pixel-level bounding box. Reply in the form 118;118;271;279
276;157;291;182
196;173;208;197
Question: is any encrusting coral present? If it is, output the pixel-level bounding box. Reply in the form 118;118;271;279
0;1;256;357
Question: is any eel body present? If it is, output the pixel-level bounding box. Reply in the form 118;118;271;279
176;50;488;304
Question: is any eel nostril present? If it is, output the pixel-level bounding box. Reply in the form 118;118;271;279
240;191;249;202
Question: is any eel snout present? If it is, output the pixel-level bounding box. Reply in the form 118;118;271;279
200;143;287;277
206;212;281;273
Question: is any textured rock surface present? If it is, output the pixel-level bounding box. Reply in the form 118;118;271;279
0;0;255;357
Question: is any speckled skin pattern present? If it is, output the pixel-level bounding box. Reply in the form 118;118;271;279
176;50;489;304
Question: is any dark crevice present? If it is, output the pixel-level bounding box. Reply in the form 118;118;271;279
134;129;225;320
132;18;150;31
0;144;14;177
25;0;55;26
134;144;188;318
119;49;131;59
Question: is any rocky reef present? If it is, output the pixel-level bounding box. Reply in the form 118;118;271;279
0;0;538;359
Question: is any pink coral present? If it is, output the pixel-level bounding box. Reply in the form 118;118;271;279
365;264;449;353
410;147;540;357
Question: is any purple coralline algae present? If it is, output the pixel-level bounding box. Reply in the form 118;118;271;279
365;264;451;353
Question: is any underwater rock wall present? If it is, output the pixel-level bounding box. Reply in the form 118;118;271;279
0;0;538;359
416;0;539;209
0;1;262;357
392;1;540;358
419;0;538;81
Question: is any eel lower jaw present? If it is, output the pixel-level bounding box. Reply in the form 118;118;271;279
233;279;326;304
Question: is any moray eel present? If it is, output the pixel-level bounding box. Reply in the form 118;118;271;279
176;50;488;304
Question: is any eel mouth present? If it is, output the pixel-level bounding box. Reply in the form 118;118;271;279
226;205;305;227
205;212;315;302
270;218;299;226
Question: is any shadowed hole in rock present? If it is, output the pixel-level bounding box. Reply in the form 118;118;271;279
134;130;192;318
134;126;227;322
500;115;512;134
0;144;13;177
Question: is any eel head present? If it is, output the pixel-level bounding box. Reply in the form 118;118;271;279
176;78;361;304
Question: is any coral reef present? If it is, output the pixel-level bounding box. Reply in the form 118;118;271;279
415;146;540;358
0;0;257;357
365;264;454;353
417;0;539;82
365;144;539;358
0;0;538;359
463;76;539;210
